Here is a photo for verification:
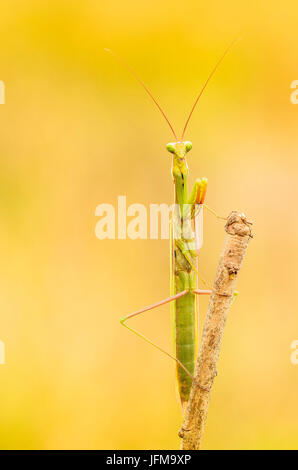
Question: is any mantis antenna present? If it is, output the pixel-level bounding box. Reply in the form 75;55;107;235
105;39;238;142
180;38;239;141
104;48;178;141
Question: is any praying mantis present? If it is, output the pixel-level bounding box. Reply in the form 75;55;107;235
106;41;237;407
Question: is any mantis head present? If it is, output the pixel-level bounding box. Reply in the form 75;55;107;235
166;141;192;159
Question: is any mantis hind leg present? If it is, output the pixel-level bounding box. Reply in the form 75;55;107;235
121;291;192;379
120;289;212;379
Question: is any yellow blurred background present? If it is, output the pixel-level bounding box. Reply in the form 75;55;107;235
0;0;297;450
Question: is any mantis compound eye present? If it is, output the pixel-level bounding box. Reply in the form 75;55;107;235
166;143;176;154
185;141;192;152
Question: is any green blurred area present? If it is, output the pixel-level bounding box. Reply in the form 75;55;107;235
0;0;297;449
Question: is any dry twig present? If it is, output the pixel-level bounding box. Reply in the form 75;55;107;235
179;211;253;450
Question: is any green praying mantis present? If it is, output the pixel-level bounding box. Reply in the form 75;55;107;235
106;41;237;407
